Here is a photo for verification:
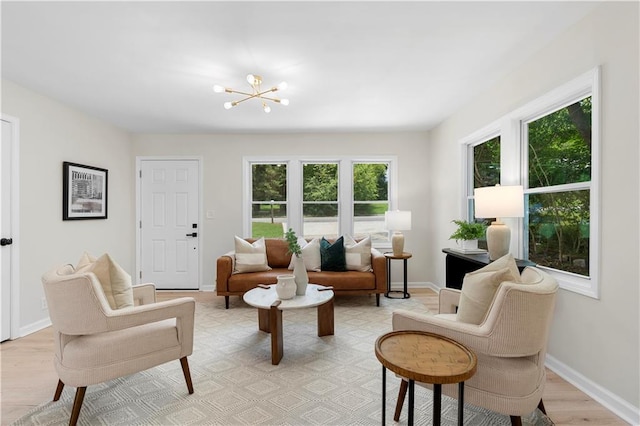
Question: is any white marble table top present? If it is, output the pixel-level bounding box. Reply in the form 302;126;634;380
243;283;334;310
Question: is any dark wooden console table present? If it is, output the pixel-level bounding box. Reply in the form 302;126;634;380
442;248;535;290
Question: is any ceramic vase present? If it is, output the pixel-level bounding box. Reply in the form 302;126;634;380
275;274;296;300
292;255;309;296
460;239;479;251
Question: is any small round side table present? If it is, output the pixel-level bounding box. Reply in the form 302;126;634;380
375;330;477;426
384;252;412;299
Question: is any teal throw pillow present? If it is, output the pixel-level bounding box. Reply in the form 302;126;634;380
320;237;347;272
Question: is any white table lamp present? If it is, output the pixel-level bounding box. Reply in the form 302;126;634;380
385;210;412;256
474;185;524;260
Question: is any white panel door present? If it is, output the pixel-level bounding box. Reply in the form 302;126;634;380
140;160;199;289
1;119;13;341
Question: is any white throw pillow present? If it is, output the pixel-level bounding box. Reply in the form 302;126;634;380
76;253;134;310
288;237;322;272
75;251;97;270
343;235;372;272
233;236;271;273
456;253;521;324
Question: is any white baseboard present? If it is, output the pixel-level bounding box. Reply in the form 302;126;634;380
391;281;441;292
545;354;639;425
19;317;51;338
200;284;215;292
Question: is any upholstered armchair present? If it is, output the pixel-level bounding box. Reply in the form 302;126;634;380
392;266;558;425
42;264;196;426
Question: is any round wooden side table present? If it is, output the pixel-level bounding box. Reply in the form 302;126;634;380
375;330;477;426
384;252;412;299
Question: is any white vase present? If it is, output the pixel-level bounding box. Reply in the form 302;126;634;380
460;239;479;250
292;255;309;296
275;274;296;300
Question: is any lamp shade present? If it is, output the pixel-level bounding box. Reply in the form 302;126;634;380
474;185;524;219
385;210;412;231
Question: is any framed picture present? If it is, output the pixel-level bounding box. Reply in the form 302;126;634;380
63;162;108;220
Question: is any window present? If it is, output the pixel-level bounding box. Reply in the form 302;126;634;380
463;133;501;249
302;162;339;238
524;97;592;278
353;162;389;242
244;157;395;246
461;68;599;298
251;163;287;238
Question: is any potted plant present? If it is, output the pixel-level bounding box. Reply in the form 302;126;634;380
284;228;307;295
284;228;302;257
449;220;487;251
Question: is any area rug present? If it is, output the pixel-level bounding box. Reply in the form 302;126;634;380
13;295;553;425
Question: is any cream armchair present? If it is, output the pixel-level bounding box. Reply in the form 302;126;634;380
392;266;558;425
42;264;196;426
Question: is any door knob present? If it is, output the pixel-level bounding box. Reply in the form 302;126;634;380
186;233;198;238
1;238;13;246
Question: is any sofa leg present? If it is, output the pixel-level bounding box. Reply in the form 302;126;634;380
69;386;86;426
394;379;408;421
53;380;65;401
180;356;195;394
376;293;380;306
510;416;523;426
225;296;229;309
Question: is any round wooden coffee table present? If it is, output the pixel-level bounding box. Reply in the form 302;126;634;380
375;330;477;426
243;283;334;365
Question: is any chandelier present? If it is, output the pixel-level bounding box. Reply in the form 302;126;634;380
213;74;289;113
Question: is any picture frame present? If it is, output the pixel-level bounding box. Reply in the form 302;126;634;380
62;162;108;220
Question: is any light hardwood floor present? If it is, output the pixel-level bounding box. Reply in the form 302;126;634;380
0;289;627;425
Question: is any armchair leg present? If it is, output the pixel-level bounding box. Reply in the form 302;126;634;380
180;356;194;394
394;379;408;421
53;380;65;401
376;293;380;306
538;399;547;415
225;296;229;309
510;416;523;426
69;387;86;426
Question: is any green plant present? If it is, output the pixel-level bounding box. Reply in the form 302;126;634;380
284;228;302;257
449;220;486;241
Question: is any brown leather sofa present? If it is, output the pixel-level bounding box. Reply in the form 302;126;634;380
216;238;387;308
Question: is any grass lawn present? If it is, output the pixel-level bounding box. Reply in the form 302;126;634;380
252;222;284;238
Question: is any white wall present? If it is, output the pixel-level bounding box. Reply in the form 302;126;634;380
131;132;429;291
1;80;135;334
427;2;639;418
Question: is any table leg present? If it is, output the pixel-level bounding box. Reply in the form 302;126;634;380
270;301;283;365
381;366;386;425
403;259;411;298
385;257;391;296
433;383;442;426
258;308;270;333
458;382;465;426
317;299;334;336
408;379;415;426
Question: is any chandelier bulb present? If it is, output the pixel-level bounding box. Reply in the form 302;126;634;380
277;81;288;91
213;85;225;93
246;74;255;84
224;101;234;110
263;104;271;113
280;99;290;106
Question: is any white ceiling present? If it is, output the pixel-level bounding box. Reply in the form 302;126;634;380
1;1;598;134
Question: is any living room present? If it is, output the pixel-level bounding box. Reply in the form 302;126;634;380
1;1;638;425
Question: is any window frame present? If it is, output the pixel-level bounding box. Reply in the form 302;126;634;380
460;67;600;298
243;155;397;248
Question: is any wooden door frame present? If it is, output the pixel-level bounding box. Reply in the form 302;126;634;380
1;114;21;340
135;156;203;288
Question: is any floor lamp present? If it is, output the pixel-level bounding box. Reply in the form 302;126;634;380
385;210;412;256
474;185;524;261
